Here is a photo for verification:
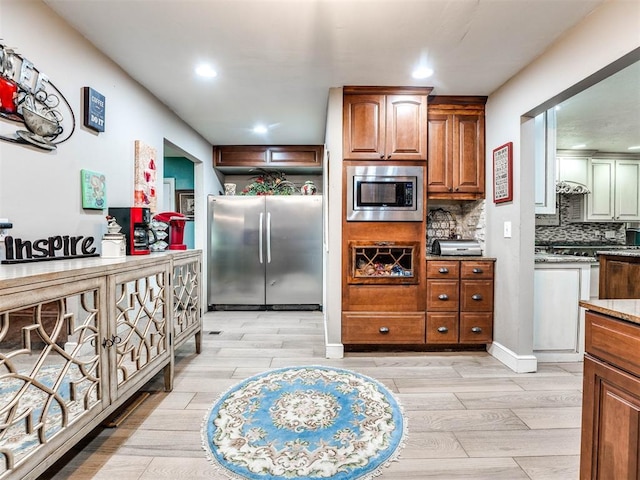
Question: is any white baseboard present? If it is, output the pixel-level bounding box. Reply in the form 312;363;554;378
488;341;538;373
324;343;344;358
534;351;585;363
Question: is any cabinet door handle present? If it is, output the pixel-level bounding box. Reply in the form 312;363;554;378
438;267;449;274
379;327;390;334
472;268;483;274
471;294;483;301
387;154;391;159
380;153;385;159
471;327;482;333
437;326;448;333
438;294;449;301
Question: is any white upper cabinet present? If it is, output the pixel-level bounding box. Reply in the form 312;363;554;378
587;157;640;221
534;110;557;214
557;155;589;186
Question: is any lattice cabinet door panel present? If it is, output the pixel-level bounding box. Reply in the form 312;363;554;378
0;278;107;479
172;253;202;352
109;263;172;401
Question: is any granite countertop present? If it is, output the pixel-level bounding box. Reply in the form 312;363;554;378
534;253;598;264
426;255;496;261
596;249;640;258
580;298;640;325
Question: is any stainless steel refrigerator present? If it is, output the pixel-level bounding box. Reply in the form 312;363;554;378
208;195;323;309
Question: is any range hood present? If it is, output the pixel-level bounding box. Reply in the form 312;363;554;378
556;180;590;195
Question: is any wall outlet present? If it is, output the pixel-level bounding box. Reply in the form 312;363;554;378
504;221;512;238
605;230;616;239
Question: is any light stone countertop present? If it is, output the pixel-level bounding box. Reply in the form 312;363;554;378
534;253;598;264
426;255;496;261
580;298;640;325
596;249;640;258
0;250;201;291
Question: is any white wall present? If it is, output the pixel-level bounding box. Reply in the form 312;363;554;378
0;1;221;295
485;0;640;372
323;88;343;357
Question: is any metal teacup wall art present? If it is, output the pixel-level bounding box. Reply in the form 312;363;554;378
0;40;75;151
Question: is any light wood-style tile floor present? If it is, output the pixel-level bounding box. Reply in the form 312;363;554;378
43;311;583;480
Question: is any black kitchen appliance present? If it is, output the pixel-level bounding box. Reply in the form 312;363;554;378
107;207;153;255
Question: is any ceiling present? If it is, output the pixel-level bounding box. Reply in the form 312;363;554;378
42;0;637;153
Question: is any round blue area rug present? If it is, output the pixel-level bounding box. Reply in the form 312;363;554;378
201;366;407;479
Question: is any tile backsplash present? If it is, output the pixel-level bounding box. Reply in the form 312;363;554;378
427;200;486;252
535;194;626;245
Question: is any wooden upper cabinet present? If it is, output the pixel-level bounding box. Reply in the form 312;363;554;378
343;86;431;161
427;96;487;200
213;145;323;170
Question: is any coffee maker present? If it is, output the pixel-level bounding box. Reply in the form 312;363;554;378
108;207;154;255
153;212;188;250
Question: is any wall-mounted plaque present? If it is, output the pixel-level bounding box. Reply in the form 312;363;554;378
83;87;105;132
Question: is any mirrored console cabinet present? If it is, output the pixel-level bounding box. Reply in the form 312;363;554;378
0;250;202;480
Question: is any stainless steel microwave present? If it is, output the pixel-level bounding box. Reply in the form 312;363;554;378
346;165;424;221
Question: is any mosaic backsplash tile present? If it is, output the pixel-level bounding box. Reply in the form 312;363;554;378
535;194;626;245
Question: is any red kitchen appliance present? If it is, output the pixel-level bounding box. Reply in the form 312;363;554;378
154;211;188;250
108;207;154;255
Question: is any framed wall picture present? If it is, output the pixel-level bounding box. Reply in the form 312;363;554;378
80;169;106;209
82;87;105;132
133;140;157;212
493;142;513;204
176;189;195;218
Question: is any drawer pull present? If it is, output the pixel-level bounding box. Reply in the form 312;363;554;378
379;327;390;334
437;326;448;333
471;294;483;301
471;327;482;333
438;267;449;274
438;294;449;301
472;268;483;274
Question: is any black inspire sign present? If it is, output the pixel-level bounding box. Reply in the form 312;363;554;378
2;235;98;264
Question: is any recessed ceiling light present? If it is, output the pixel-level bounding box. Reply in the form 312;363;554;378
629;145;640;150
412;67;434;79
195;64;217;78
571;144;587;149
253;125;268;134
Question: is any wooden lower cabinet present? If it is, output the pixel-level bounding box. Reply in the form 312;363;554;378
599;254;640;299
581;310;640;479
425;258;494;345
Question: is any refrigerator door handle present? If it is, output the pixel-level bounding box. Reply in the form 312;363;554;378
259;212;264;264
266;211;272;263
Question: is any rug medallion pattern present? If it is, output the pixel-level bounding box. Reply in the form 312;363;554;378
202;366;406;479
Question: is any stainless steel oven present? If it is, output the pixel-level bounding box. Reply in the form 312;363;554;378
346;165;424;221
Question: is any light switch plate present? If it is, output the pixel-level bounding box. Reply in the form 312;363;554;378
504;221;512;238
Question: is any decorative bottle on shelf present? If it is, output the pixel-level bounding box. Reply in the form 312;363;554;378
301;180;317;195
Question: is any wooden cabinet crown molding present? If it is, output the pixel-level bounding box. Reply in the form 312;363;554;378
344;85;433;96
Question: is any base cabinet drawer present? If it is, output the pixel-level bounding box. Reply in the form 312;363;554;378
426;312;459;343
426;279;459;311
461;261;494;279
460;280;494;311
342;312;425;344
460;313;493;343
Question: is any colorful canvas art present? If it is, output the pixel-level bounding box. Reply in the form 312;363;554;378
133;140;157;212
80;169;106;209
